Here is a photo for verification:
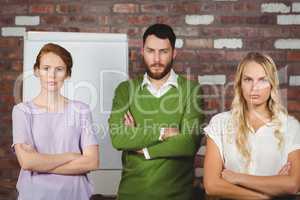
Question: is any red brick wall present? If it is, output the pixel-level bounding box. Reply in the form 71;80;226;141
1;0;300;198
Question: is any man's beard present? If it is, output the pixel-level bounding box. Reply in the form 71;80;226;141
144;59;173;80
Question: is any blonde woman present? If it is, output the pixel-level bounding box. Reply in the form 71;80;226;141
203;52;300;199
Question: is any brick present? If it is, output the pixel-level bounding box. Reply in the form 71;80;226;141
176;50;197;61
113;3;139;13
155;15;184;26
112;15;154;26
28;0;59;2
141;4;168;13
0;169;19;181
289;76;300;86
175;39;184;49
185;15;214;25
185;39;213;49
0;102;14;113
215;3;234;13
111;27;140;37
70;27;95;33
128;39;142;48
29;4;54;14
219;16;244;24
83;3;111;14
56;3;81;14
261;3;290;13
293;3;300;12
128;15;154;25
192;63;235;75
198;75;226;85
260;27;292;38
265;51;286;62
41;16;65;25
214;38;242;49
233;2;259;13
246;15;276;25
1;27;26;37
0;16;14;26
0;38;19;48
56;26;80;32
197;50;226;62
288;100;300;111
0;72;19;82
0;60;22;72
244;38;274;50
199;27;257;38
225;51;248;62
174;27;199;37
129;49;138;61
0;95;16;105
288;88;300;99
66;15;98;25
98;16;109;25
15;16;40;26
219;15;276;25
275;39;300;49
288;52;300;61
97;27;110;33
200;3;216;12
169;3;201;13
0;4;27;15
0;158;18;169
278;15;300;25
203;99;221;114
0;179;17;190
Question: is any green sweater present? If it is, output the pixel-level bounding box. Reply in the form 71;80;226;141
108;75;203;200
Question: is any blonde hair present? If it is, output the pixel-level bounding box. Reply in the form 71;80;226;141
231;52;286;169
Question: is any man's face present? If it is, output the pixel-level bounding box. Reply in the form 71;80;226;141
142;35;176;80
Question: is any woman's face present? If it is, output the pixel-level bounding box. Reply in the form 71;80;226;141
36;52;68;93
241;61;271;108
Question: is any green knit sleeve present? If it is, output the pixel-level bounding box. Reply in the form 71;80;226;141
108;81;161;151
147;83;204;159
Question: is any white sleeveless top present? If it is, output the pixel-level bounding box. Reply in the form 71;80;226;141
204;111;300;175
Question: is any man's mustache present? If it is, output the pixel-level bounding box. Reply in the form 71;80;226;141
150;63;165;68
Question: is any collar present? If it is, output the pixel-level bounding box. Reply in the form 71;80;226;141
141;69;178;89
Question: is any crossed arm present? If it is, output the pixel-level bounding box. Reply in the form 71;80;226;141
15;143;99;175
108;82;203;159
221;149;300;196
204;137;300;199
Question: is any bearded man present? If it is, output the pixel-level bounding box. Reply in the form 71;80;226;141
109;23;203;200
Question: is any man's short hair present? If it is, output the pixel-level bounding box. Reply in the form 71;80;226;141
143;23;176;49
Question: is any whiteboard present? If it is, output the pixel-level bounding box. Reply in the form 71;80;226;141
23;32;128;194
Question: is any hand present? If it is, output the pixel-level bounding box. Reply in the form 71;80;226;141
221;169;241;185
277;161;291;175
20;144;36;153
123;111;135;127
135;149;143;154
162;128;179;140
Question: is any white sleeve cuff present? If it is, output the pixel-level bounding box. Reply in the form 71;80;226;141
142;148;151;160
159;128;165;141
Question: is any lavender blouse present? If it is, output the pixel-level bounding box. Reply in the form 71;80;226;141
12;100;99;200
